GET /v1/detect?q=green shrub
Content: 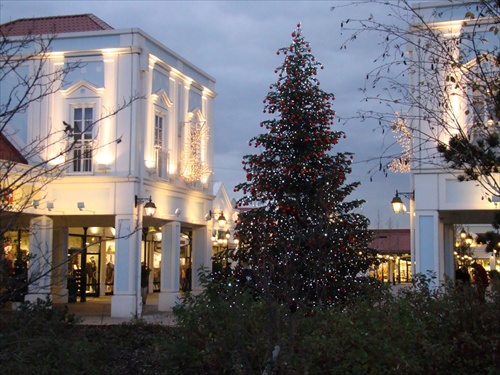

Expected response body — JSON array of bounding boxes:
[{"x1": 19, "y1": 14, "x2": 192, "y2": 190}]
[
  {"x1": 0, "y1": 275, "x2": 499, "y2": 374},
  {"x1": 172, "y1": 270, "x2": 500, "y2": 374}
]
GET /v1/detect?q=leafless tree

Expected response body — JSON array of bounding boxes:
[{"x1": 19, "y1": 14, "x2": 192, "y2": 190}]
[
  {"x1": 0, "y1": 29, "x2": 139, "y2": 304},
  {"x1": 334, "y1": 0, "x2": 500, "y2": 199}
]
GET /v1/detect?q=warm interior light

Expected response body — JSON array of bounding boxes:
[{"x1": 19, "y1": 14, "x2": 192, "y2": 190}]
[{"x1": 465, "y1": 235, "x2": 473, "y2": 246}]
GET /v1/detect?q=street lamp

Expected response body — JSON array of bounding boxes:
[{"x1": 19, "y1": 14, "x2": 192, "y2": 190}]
[
  {"x1": 205, "y1": 209, "x2": 227, "y2": 227},
  {"x1": 135, "y1": 195, "x2": 157, "y2": 217},
  {"x1": 217, "y1": 211, "x2": 227, "y2": 227},
  {"x1": 391, "y1": 190, "x2": 414, "y2": 214}
]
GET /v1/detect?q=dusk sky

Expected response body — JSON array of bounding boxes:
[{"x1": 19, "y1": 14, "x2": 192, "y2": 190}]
[{"x1": 0, "y1": 0, "x2": 414, "y2": 229}]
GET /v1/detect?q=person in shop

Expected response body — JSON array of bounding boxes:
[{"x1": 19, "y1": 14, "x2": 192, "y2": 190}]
[
  {"x1": 106, "y1": 258, "x2": 114, "y2": 292},
  {"x1": 471, "y1": 261, "x2": 489, "y2": 302},
  {"x1": 141, "y1": 263, "x2": 151, "y2": 305},
  {"x1": 455, "y1": 265, "x2": 471, "y2": 285},
  {"x1": 455, "y1": 265, "x2": 472, "y2": 299},
  {"x1": 86, "y1": 257, "x2": 97, "y2": 292},
  {"x1": 185, "y1": 265, "x2": 192, "y2": 291}
]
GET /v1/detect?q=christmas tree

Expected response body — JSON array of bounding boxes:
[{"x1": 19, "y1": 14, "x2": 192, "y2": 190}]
[{"x1": 232, "y1": 24, "x2": 378, "y2": 309}]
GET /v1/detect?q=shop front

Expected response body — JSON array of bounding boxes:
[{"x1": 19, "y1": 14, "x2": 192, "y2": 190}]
[{"x1": 370, "y1": 229, "x2": 412, "y2": 284}]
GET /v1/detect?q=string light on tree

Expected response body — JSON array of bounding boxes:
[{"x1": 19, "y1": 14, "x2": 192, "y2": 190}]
[{"x1": 229, "y1": 24, "x2": 378, "y2": 309}]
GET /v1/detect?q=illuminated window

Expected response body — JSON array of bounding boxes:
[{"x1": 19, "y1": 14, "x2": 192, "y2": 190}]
[
  {"x1": 71, "y1": 106, "x2": 94, "y2": 172},
  {"x1": 154, "y1": 112, "x2": 169, "y2": 179}
]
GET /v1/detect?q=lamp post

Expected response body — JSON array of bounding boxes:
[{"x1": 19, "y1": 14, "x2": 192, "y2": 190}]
[{"x1": 134, "y1": 195, "x2": 157, "y2": 315}]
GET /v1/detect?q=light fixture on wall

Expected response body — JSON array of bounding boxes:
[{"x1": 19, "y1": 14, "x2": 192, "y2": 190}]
[
  {"x1": 391, "y1": 190, "x2": 414, "y2": 214},
  {"x1": 175, "y1": 208, "x2": 182, "y2": 217},
  {"x1": 33, "y1": 200, "x2": 40, "y2": 209},
  {"x1": 77, "y1": 201, "x2": 95, "y2": 213},
  {"x1": 47, "y1": 202, "x2": 54, "y2": 211},
  {"x1": 492, "y1": 195, "x2": 500, "y2": 207},
  {"x1": 217, "y1": 211, "x2": 227, "y2": 227},
  {"x1": 206, "y1": 210, "x2": 227, "y2": 227},
  {"x1": 135, "y1": 195, "x2": 157, "y2": 217},
  {"x1": 97, "y1": 164, "x2": 110, "y2": 172}
]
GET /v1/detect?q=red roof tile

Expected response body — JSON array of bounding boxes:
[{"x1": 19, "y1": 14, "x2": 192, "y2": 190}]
[
  {"x1": 0, "y1": 133, "x2": 28, "y2": 164},
  {"x1": 0, "y1": 14, "x2": 113, "y2": 37}
]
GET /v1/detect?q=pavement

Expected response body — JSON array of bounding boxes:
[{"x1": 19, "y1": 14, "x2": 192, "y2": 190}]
[
  {"x1": 4, "y1": 284, "x2": 414, "y2": 326},
  {"x1": 58, "y1": 293, "x2": 176, "y2": 326}
]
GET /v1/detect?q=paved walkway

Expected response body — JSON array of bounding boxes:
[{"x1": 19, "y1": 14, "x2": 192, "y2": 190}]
[
  {"x1": 58, "y1": 293, "x2": 176, "y2": 326},
  {"x1": 6, "y1": 284, "x2": 414, "y2": 326}
]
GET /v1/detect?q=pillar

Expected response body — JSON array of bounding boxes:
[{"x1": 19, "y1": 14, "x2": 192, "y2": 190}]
[
  {"x1": 52, "y1": 226, "x2": 69, "y2": 303},
  {"x1": 158, "y1": 221, "x2": 181, "y2": 311},
  {"x1": 111, "y1": 214, "x2": 142, "y2": 318},
  {"x1": 443, "y1": 224, "x2": 456, "y2": 282},
  {"x1": 26, "y1": 215, "x2": 53, "y2": 303},
  {"x1": 191, "y1": 226, "x2": 210, "y2": 292},
  {"x1": 414, "y1": 211, "x2": 441, "y2": 285}
]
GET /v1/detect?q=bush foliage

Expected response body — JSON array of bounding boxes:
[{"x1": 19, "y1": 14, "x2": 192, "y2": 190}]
[{"x1": 1, "y1": 276, "x2": 499, "y2": 374}]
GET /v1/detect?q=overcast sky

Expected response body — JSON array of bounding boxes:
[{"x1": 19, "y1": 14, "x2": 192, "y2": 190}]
[{"x1": 0, "y1": 0, "x2": 413, "y2": 229}]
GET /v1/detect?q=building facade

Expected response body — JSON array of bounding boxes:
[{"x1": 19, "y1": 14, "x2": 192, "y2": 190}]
[
  {"x1": 1, "y1": 14, "x2": 217, "y2": 317},
  {"x1": 406, "y1": 2, "x2": 500, "y2": 283}
]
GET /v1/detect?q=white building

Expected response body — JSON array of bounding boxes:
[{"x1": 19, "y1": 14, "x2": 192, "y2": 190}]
[
  {"x1": 404, "y1": 1, "x2": 499, "y2": 282},
  {"x1": 0, "y1": 14, "x2": 219, "y2": 317}
]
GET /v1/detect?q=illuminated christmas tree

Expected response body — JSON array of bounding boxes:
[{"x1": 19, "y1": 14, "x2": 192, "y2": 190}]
[{"x1": 232, "y1": 24, "x2": 377, "y2": 309}]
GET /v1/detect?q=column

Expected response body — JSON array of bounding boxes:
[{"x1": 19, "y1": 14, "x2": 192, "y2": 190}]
[
  {"x1": 111, "y1": 214, "x2": 141, "y2": 318},
  {"x1": 158, "y1": 221, "x2": 181, "y2": 311},
  {"x1": 26, "y1": 215, "x2": 53, "y2": 303},
  {"x1": 52, "y1": 226, "x2": 69, "y2": 303},
  {"x1": 414, "y1": 212, "x2": 440, "y2": 285},
  {"x1": 191, "y1": 226, "x2": 210, "y2": 292},
  {"x1": 443, "y1": 224, "x2": 456, "y2": 282}
]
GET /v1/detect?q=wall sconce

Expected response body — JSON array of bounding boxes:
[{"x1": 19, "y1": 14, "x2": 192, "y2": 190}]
[
  {"x1": 97, "y1": 164, "x2": 110, "y2": 172},
  {"x1": 391, "y1": 190, "x2": 414, "y2": 214},
  {"x1": 77, "y1": 201, "x2": 95, "y2": 213},
  {"x1": 33, "y1": 200, "x2": 40, "y2": 209},
  {"x1": 135, "y1": 195, "x2": 157, "y2": 217},
  {"x1": 206, "y1": 210, "x2": 227, "y2": 227},
  {"x1": 491, "y1": 195, "x2": 500, "y2": 207},
  {"x1": 175, "y1": 208, "x2": 182, "y2": 217},
  {"x1": 217, "y1": 211, "x2": 227, "y2": 227},
  {"x1": 47, "y1": 202, "x2": 54, "y2": 211}
]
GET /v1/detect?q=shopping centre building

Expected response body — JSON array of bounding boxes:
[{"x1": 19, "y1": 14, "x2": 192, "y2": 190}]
[{"x1": 0, "y1": 14, "x2": 241, "y2": 318}]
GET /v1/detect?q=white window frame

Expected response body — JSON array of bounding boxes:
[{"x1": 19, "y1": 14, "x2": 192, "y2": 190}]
[
  {"x1": 69, "y1": 103, "x2": 96, "y2": 174},
  {"x1": 154, "y1": 111, "x2": 170, "y2": 180}
]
